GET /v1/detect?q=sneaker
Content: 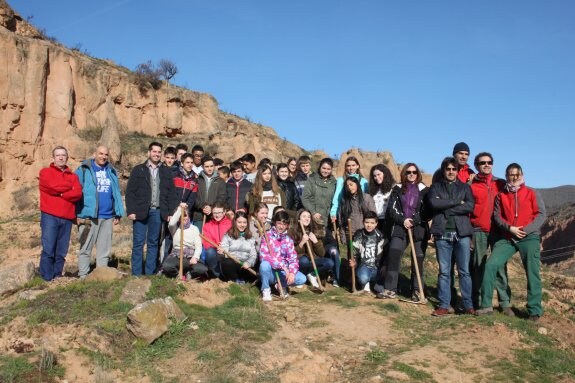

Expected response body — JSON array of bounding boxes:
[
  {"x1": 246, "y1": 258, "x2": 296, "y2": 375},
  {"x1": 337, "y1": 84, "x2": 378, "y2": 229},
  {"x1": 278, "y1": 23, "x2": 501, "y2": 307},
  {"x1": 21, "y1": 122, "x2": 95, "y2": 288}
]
[
  {"x1": 376, "y1": 289, "x2": 397, "y2": 299},
  {"x1": 262, "y1": 288, "x2": 272, "y2": 302},
  {"x1": 307, "y1": 273, "x2": 320, "y2": 289},
  {"x1": 332, "y1": 280, "x2": 340, "y2": 288},
  {"x1": 295, "y1": 284, "x2": 304, "y2": 289},
  {"x1": 411, "y1": 291, "x2": 428, "y2": 304},
  {"x1": 528, "y1": 315, "x2": 540, "y2": 322},
  {"x1": 501, "y1": 307, "x2": 515, "y2": 317},
  {"x1": 432, "y1": 308, "x2": 451, "y2": 317},
  {"x1": 363, "y1": 282, "x2": 371, "y2": 293},
  {"x1": 185, "y1": 271, "x2": 192, "y2": 280},
  {"x1": 234, "y1": 279, "x2": 246, "y2": 285},
  {"x1": 474, "y1": 307, "x2": 494, "y2": 316}
]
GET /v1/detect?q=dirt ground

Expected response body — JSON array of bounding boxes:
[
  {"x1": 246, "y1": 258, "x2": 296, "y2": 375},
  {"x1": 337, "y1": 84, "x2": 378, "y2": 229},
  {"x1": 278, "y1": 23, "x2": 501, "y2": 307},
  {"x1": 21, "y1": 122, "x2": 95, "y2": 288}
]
[{"x1": 1, "y1": 219, "x2": 575, "y2": 383}]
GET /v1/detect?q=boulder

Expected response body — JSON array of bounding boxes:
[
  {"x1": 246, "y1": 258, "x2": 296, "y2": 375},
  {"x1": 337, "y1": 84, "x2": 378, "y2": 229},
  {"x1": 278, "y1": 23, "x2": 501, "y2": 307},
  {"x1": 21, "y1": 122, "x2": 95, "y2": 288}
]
[
  {"x1": 120, "y1": 278, "x2": 152, "y2": 305},
  {"x1": 126, "y1": 297, "x2": 186, "y2": 344},
  {"x1": 85, "y1": 266, "x2": 123, "y2": 282},
  {"x1": 0, "y1": 262, "x2": 35, "y2": 296}
]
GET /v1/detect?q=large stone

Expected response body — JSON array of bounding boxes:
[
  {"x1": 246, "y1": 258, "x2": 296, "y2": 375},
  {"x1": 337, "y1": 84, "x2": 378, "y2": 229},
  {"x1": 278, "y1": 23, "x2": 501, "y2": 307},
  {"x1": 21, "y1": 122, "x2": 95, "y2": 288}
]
[
  {"x1": 126, "y1": 297, "x2": 186, "y2": 344},
  {"x1": 120, "y1": 278, "x2": 152, "y2": 305},
  {"x1": 0, "y1": 262, "x2": 35, "y2": 296},
  {"x1": 84, "y1": 266, "x2": 123, "y2": 282}
]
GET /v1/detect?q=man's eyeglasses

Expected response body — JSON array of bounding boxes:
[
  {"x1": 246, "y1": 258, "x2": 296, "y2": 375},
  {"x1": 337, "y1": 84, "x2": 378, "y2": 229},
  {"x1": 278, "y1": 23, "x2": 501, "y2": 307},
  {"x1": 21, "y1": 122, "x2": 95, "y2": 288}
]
[
  {"x1": 478, "y1": 161, "x2": 493, "y2": 166},
  {"x1": 445, "y1": 167, "x2": 457, "y2": 172}
]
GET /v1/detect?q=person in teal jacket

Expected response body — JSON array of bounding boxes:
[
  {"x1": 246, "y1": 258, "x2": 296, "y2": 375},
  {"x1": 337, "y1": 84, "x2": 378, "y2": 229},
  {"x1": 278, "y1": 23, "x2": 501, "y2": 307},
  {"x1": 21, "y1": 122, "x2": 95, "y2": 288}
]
[
  {"x1": 330, "y1": 156, "x2": 369, "y2": 222},
  {"x1": 75, "y1": 145, "x2": 124, "y2": 278}
]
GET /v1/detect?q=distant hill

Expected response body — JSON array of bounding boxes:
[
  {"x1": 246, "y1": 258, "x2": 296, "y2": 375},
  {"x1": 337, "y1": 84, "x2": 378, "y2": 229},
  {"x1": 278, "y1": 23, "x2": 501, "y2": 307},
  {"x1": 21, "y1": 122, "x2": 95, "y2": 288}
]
[{"x1": 536, "y1": 185, "x2": 575, "y2": 215}]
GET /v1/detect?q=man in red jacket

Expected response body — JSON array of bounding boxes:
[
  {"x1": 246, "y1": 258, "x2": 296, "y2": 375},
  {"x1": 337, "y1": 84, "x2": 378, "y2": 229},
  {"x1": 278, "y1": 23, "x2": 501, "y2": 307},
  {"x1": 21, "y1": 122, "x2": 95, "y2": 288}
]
[
  {"x1": 470, "y1": 153, "x2": 512, "y2": 314},
  {"x1": 476, "y1": 163, "x2": 546, "y2": 321},
  {"x1": 39, "y1": 146, "x2": 83, "y2": 281}
]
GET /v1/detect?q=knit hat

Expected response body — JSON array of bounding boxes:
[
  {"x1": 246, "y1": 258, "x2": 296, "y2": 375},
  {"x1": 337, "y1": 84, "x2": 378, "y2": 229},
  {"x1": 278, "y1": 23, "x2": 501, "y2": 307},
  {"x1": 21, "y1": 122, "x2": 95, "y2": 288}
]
[{"x1": 452, "y1": 142, "x2": 470, "y2": 155}]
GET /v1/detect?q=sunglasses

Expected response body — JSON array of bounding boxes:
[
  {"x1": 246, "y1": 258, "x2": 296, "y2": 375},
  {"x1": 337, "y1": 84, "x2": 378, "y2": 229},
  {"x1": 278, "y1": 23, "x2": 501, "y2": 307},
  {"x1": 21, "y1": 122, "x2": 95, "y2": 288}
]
[
  {"x1": 478, "y1": 161, "x2": 493, "y2": 166},
  {"x1": 405, "y1": 170, "x2": 418, "y2": 175},
  {"x1": 445, "y1": 167, "x2": 457, "y2": 172}
]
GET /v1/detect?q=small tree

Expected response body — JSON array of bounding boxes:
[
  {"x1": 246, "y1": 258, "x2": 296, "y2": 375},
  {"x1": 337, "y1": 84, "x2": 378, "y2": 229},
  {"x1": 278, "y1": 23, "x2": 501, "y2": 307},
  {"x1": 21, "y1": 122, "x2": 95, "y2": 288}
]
[
  {"x1": 134, "y1": 60, "x2": 162, "y2": 91},
  {"x1": 158, "y1": 59, "x2": 178, "y2": 82}
]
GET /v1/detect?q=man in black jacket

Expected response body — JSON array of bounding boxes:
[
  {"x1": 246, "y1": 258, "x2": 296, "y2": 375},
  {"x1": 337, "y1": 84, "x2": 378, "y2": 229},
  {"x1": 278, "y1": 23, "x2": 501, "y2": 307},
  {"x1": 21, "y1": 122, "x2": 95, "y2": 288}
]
[
  {"x1": 126, "y1": 142, "x2": 170, "y2": 275},
  {"x1": 427, "y1": 157, "x2": 475, "y2": 316}
]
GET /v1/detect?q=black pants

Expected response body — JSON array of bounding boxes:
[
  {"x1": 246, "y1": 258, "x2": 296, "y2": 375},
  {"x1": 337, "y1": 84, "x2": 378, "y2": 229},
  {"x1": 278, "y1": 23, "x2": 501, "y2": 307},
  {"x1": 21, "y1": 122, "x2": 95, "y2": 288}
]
[
  {"x1": 219, "y1": 258, "x2": 255, "y2": 282},
  {"x1": 384, "y1": 236, "x2": 426, "y2": 292},
  {"x1": 161, "y1": 256, "x2": 208, "y2": 278}
]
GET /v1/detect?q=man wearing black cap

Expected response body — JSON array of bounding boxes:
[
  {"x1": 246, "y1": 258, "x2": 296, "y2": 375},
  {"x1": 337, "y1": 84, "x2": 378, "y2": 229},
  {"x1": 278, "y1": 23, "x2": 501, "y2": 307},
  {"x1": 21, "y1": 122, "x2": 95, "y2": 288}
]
[{"x1": 452, "y1": 142, "x2": 475, "y2": 184}]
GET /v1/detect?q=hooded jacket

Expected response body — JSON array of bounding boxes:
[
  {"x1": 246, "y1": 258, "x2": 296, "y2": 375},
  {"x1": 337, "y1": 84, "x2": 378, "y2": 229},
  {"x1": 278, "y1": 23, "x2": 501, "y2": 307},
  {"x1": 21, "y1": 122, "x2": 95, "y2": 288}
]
[
  {"x1": 301, "y1": 172, "x2": 337, "y2": 223},
  {"x1": 226, "y1": 177, "x2": 252, "y2": 212},
  {"x1": 202, "y1": 216, "x2": 233, "y2": 249},
  {"x1": 259, "y1": 226, "x2": 299, "y2": 274},
  {"x1": 75, "y1": 159, "x2": 124, "y2": 219}
]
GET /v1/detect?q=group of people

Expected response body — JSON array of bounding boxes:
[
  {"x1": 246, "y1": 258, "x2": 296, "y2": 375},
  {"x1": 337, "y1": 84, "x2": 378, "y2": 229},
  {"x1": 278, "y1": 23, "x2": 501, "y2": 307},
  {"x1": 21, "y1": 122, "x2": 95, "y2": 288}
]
[{"x1": 38, "y1": 141, "x2": 546, "y2": 320}]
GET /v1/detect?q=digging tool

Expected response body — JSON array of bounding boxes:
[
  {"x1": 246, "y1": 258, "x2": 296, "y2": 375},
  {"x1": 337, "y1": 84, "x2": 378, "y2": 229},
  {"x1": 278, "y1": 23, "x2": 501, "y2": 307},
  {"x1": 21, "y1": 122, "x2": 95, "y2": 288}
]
[
  {"x1": 179, "y1": 205, "x2": 185, "y2": 280},
  {"x1": 399, "y1": 228, "x2": 427, "y2": 305},
  {"x1": 254, "y1": 219, "x2": 287, "y2": 300},
  {"x1": 347, "y1": 218, "x2": 357, "y2": 293},
  {"x1": 199, "y1": 233, "x2": 258, "y2": 277},
  {"x1": 299, "y1": 222, "x2": 324, "y2": 292},
  {"x1": 332, "y1": 220, "x2": 341, "y2": 245}
]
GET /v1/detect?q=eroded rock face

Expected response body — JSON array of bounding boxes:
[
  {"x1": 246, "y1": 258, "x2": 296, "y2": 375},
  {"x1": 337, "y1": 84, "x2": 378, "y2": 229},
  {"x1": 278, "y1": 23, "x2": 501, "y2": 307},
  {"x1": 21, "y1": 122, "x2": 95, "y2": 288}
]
[
  {"x1": 126, "y1": 297, "x2": 186, "y2": 344},
  {"x1": 0, "y1": 261, "x2": 35, "y2": 296}
]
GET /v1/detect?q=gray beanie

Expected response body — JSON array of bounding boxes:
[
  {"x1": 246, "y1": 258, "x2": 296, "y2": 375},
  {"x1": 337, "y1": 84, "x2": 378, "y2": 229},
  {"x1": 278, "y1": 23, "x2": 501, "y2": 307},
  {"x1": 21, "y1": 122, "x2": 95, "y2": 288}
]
[{"x1": 452, "y1": 142, "x2": 470, "y2": 155}]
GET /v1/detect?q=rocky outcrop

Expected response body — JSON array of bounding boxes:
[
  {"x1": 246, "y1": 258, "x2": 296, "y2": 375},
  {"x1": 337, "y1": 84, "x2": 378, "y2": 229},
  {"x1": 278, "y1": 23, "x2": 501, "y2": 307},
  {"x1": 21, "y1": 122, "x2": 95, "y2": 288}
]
[
  {"x1": 541, "y1": 203, "x2": 575, "y2": 266},
  {"x1": 126, "y1": 297, "x2": 186, "y2": 344},
  {"x1": 84, "y1": 266, "x2": 124, "y2": 281}
]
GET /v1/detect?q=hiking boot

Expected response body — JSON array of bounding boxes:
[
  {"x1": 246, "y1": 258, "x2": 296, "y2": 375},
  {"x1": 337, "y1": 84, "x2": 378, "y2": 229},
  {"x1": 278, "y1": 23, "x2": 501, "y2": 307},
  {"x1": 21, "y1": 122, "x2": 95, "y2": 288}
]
[
  {"x1": 307, "y1": 273, "x2": 320, "y2": 289},
  {"x1": 474, "y1": 307, "x2": 494, "y2": 316},
  {"x1": 528, "y1": 315, "x2": 541, "y2": 322},
  {"x1": 501, "y1": 307, "x2": 515, "y2": 317},
  {"x1": 376, "y1": 289, "x2": 397, "y2": 299},
  {"x1": 262, "y1": 288, "x2": 272, "y2": 302},
  {"x1": 432, "y1": 308, "x2": 451, "y2": 317}
]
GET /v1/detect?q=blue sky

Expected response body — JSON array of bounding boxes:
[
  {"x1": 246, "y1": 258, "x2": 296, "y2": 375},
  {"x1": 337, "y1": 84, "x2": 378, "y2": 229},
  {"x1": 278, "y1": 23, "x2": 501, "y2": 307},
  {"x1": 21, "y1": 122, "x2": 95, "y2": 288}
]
[{"x1": 10, "y1": 0, "x2": 575, "y2": 188}]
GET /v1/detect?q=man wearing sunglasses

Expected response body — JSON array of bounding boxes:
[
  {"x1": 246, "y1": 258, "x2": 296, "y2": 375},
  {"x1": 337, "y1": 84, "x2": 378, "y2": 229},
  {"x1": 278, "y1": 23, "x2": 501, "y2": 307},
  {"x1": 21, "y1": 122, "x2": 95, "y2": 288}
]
[
  {"x1": 427, "y1": 157, "x2": 475, "y2": 316},
  {"x1": 470, "y1": 153, "x2": 512, "y2": 314},
  {"x1": 476, "y1": 163, "x2": 546, "y2": 321}
]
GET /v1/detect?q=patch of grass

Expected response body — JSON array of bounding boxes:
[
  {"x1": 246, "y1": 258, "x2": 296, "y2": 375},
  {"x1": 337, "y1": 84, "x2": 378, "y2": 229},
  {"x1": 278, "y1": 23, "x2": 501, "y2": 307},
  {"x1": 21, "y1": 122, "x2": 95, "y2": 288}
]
[
  {"x1": 0, "y1": 354, "x2": 63, "y2": 383},
  {"x1": 0, "y1": 355, "x2": 35, "y2": 383},
  {"x1": 393, "y1": 361, "x2": 435, "y2": 381},
  {"x1": 373, "y1": 301, "x2": 401, "y2": 313},
  {"x1": 146, "y1": 276, "x2": 186, "y2": 299},
  {"x1": 77, "y1": 125, "x2": 103, "y2": 141},
  {"x1": 365, "y1": 348, "x2": 389, "y2": 363}
]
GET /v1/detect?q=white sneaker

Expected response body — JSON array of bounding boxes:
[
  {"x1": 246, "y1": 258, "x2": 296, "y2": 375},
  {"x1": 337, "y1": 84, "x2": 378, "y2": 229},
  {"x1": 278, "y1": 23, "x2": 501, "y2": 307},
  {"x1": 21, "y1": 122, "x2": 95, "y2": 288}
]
[
  {"x1": 262, "y1": 288, "x2": 272, "y2": 302},
  {"x1": 307, "y1": 273, "x2": 319, "y2": 289},
  {"x1": 363, "y1": 282, "x2": 371, "y2": 292}
]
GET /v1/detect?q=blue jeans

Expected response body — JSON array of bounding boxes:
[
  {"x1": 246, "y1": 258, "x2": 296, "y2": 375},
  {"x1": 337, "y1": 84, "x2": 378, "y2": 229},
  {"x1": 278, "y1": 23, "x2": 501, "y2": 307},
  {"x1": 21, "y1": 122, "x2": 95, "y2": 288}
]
[
  {"x1": 204, "y1": 247, "x2": 220, "y2": 277},
  {"x1": 325, "y1": 244, "x2": 341, "y2": 282},
  {"x1": 357, "y1": 264, "x2": 378, "y2": 287},
  {"x1": 435, "y1": 235, "x2": 473, "y2": 310},
  {"x1": 40, "y1": 212, "x2": 73, "y2": 281},
  {"x1": 131, "y1": 208, "x2": 162, "y2": 275},
  {"x1": 259, "y1": 260, "x2": 306, "y2": 290},
  {"x1": 298, "y1": 255, "x2": 335, "y2": 276}
]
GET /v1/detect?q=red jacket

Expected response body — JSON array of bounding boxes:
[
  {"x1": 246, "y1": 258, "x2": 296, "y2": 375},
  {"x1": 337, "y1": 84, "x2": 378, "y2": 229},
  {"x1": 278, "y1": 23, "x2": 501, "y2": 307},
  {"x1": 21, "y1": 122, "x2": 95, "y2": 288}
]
[
  {"x1": 457, "y1": 164, "x2": 475, "y2": 184},
  {"x1": 470, "y1": 174, "x2": 505, "y2": 232},
  {"x1": 39, "y1": 164, "x2": 83, "y2": 219},
  {"x1": 202, "y1": 216, "x2": 232, "y2": 249},
  {"x1": 493, "y1": 184, "x2": 546, "y2": 238}
]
